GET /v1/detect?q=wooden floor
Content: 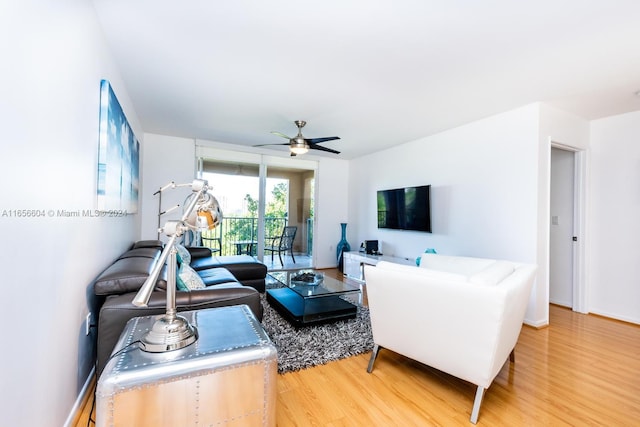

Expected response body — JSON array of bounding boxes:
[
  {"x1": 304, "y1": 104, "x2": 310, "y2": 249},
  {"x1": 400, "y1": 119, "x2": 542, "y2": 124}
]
[{"x1": 75, "y1": 269, "x2": 640, "y2": 426}]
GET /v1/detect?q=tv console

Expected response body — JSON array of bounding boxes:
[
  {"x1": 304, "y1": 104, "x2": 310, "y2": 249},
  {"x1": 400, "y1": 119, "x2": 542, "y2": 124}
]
[{"x1": 343, "y1": 251, "x2": 415, "y2": 283}]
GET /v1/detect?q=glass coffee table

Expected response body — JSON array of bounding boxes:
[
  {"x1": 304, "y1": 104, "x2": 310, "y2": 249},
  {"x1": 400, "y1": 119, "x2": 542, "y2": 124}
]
[{"x1": 266, "y1": 270, "x2": 361, "y2": 327}]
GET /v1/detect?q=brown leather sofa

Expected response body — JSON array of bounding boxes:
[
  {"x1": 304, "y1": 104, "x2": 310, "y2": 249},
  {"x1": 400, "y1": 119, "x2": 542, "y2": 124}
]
[{"x1": 93, "y1": 240, "x2": 267, "y2": 377}]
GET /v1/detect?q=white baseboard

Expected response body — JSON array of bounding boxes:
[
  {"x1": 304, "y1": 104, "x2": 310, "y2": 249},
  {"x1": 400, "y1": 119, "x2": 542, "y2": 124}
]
[
  {"x1": 63, "y1": 367, "x2": 95, "y2": 427},
  {"x1": 524, "y1": 317, "x2": 548, "y2": 328},
  {"x1": 589, "y1": 308, "x2": 640, "y2": 326}
]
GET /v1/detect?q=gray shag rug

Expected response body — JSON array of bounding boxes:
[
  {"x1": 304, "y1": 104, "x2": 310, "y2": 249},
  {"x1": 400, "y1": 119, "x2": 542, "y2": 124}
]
[{"x1": 259, "y1": 291, "x2": 374, "y2": 374}]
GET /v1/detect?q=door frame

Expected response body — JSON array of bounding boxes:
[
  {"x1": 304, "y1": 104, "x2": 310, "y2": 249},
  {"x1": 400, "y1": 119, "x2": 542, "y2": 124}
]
[{"x1": 550, "y1": 141, "x2": 588, "y2": 313}]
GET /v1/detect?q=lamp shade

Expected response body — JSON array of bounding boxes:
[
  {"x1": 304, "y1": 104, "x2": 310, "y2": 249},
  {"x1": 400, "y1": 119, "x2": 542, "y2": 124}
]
[{"x1": 184, "y1": 192, "x2": 222, "y2": 231}]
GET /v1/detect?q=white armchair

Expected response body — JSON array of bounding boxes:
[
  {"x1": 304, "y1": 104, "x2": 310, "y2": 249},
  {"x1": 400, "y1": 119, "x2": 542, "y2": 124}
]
[{"x1": 364, "y1": 254, "x2": 537, "y2": 424}]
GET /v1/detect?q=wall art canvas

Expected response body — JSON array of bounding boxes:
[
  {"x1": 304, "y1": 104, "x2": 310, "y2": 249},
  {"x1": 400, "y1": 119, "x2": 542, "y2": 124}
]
[{"x1": 97, "y1": 79, "x2": 139, "y2": 213}]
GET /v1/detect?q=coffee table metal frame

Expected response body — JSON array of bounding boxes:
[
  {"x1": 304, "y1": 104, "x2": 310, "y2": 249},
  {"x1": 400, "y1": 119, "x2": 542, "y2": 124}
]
[{"x1": 266, "y1": 271, "x2": 361, "y2": 327}]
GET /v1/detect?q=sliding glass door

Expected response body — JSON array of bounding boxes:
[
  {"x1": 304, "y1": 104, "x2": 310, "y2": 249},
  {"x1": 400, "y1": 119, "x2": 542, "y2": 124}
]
[
  {"x1": 264, "y1": 166, "x2": 314, "y2": 269},
  {"x1": 196, "y1": 146, "x2": 316, "y2": 271},
  {"x1": 200, "y1": 160, "x2": 260, "y2": 256}
]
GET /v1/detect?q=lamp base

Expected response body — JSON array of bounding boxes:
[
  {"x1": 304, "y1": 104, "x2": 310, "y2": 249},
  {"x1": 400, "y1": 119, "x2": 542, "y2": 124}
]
[{"x1": 139, "y1": 314, "x2": 198, "y2": 352}]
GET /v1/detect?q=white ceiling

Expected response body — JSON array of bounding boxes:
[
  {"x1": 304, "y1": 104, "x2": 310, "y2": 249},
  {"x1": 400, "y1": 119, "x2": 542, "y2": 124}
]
[{"x1": 92, "y1": 0, "x2": 640, "y2": 159}]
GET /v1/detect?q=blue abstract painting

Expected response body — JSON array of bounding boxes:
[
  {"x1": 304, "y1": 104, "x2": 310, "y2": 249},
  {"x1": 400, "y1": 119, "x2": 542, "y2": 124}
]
[{"x1": 97, "y1": 79, "x2": 139, "y2": 213}]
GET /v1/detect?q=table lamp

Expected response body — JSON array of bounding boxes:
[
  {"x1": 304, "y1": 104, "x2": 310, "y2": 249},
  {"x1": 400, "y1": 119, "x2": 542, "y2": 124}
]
[{"x1": 132, "y1": 179, "x2": 222, "y2": 352}]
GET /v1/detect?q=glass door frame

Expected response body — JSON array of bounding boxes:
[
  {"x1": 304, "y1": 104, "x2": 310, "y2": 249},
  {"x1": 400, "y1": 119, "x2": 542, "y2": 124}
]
[{"x1": 196, "y1": 145, "x2": 318, "y2": 267}]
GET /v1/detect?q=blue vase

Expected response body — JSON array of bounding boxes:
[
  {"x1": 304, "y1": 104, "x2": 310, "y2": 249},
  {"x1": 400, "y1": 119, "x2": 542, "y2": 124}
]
[{"x1": 336, "y1": 223, "x2": 351, "y2": 271}]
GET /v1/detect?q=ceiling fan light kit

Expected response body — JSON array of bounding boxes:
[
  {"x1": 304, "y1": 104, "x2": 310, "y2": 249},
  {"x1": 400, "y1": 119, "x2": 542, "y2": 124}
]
[
  {"x1": 254, "y1": 120, "x2": 341, "y2": 156},
  {"x1": 290, "y1": 143, "x2": 309, "y2": 155}
]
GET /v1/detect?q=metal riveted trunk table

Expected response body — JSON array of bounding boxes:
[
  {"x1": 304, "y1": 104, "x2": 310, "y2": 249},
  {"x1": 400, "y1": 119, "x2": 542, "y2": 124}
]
[{"x1": 96, "y1": 305, "x2": 277, "y2": 427}]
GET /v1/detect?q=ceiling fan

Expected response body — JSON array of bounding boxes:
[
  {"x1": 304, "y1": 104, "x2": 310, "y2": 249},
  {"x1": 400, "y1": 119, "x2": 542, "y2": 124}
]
[{"x1": 255, "y1": 120, "x2": 340, "y2": 156}]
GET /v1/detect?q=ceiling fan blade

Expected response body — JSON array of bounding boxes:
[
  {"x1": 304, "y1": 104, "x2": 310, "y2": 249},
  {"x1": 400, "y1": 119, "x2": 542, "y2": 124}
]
[
  {"x1": 270, "y1": 131, "x2": 292, "y2": 139},
  {"x1": 253, "y1": 142, "x2": 291, "y2": 147},
  {"x1": 308, "y1": 144, "x2": 340, "y2": 154},
  {"x1": 306, "y1": 136, "x2": 340, "y2": 144}
]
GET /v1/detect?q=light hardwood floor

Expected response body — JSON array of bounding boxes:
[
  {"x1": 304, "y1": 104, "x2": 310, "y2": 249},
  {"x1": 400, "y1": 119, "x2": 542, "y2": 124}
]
[{"x1": 75, "y1": 270, "x2": 640, "y2": 426}]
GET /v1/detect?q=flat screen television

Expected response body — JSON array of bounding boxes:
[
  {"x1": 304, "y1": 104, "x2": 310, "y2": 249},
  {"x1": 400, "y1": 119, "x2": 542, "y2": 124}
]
[{"x1": 377, "y1": 185, "x2": 431, "y2": 232}]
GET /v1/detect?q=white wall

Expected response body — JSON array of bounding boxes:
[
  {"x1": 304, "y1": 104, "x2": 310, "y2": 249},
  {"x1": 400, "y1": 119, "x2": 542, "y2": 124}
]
[
  {"x1": 140, "y1": 134, "x2": 197, "y2": 241},
  {"x1": 315, "y1": 157, "x2": 350, "y2": 268},
  {"x1": 349, "y1": 104, "x2": 543, "y2": 324},
  {"x1": 347, "y1": 103, "x2": 640, "y2": 327},
  {"x1": 589, "y1": 111, "x2": 640, "y2": 324},
  {"x1": 0, "y1": 1, "x2": 142, "y2": 426}
]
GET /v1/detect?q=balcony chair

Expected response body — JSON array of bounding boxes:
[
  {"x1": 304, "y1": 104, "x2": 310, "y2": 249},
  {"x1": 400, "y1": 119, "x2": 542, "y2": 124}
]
[
  {"x1": 199, "y1": 228, "x2": 222, "y2": 254},
  {"x1": 264, "y1": 225, "x2": 297, "y2": 265}
]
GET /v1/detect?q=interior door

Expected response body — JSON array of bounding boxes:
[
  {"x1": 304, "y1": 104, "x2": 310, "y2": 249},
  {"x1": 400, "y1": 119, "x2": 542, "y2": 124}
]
[{"x1": 549, "y1": 147, "x2": 575, "y2": 308}]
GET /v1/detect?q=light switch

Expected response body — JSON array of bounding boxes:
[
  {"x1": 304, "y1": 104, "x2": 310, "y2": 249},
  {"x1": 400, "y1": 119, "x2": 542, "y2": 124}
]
[{"x1": 551, "y1": 215, "x2": 559, "y2": 225}]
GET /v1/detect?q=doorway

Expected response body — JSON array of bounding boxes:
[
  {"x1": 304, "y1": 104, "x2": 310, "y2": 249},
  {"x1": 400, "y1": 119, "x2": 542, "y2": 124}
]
[
  {"x1": 197, "y1": 157, "x2": 315, "y2": 271},
  {"x1": 549, "y1": 145, "x2": 587, "y2": 313},
  {"x1": 263, "y1": 166, "x2": 315, "y2": 270},
  {"x1": 549, "y1": 147, "x2": 575, "y2": 308}
]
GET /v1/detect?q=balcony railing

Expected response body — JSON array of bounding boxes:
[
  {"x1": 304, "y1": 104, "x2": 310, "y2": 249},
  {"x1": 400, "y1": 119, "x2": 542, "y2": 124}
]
[{"x1": 200, "y1": 216, "x2": 289, "y2": 256}]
